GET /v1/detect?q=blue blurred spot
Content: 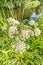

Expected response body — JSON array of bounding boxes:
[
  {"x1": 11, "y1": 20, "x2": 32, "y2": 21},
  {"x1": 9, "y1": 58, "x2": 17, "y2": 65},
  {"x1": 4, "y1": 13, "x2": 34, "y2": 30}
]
[{"x1": 31, "y1": 12, "x2": 41, "y2": 21}]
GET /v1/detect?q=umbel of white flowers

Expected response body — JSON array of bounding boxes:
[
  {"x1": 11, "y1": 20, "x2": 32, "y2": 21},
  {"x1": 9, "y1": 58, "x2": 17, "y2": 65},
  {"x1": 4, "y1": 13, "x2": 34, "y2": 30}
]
[
  {"x1": 6, "y1": 18, "x2": 41, "y2": 54},
  {"x1": 34, "y1": 28, "x2": 41, "y2": 36},
  {"x1": 28, "y1": 20, "x2": 41, "y2": 36},
  {"x1": 12, "y1": 41, "x2": 30, "y2": 54},
  {"x1": 8, "y1": 26, "x2": 17, "y2": 38},
  {"x1": 21, "y1": 29, "x2": 34, "y2": 39},
  {"x1": 7, "y1": 18, "x2": 41, "y2": 38},
  {"x1": 7, "y1": 17, "x2": 20, "y2": 25},
  {"x1": 28, "y1": 20, "x2": 38, "y2": 26}
]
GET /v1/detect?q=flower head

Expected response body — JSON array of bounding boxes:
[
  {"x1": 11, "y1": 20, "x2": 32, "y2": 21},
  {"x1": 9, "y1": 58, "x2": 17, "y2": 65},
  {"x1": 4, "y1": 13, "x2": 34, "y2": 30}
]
[
  {"x1": 21, "y1": 30, "x2": 31, "y2": 39},
  {"x1": 28, "y1": 20, "x2": 35, "y2": 26},
  {"x1": 34, "y1": 28, "x2": 41, "y2": 36},
  {"x1": 8, "y1": 26, "x2": 17, "y2": 38},
  {"x1": 7, "y1": 17, "x2": 20, "y2": 25},
  {"x1": 28, "y1": 20, "x2": 38, "y2": 27},
  {"x1": 12, "y1": 41, "x2": 26, "y2": 54}
]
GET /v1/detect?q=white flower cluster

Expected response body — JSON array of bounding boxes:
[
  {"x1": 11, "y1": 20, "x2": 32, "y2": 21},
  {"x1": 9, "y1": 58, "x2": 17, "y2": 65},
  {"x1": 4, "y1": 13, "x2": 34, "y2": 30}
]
[
  {"x1": 12, "y1": 41, "x2": 26, "y2": 54},
  {"x1": 7, "y1": 17, "x2": 20, "y2": 25},
  {"x1": 28, "y1": 20, "x2": 41, "y2": 36},
  {"x1": 7, "y1": 17, "x2": 20, "y2": 38},
  {"x1": 8, "y1": 26, "x2": 17, "y2": 38},
  {"x1": 21, "y1": 29, "x2": 34, "y2": 39},
  {"x1": 28, "y1": 20, "x2": 38, "y2": 26},
  {"x1": 2, "y1": 18, "x2": 41, "y2": 54},
  {"x1": 34, "y1": 28, "x2": 41, "y2": 36}
]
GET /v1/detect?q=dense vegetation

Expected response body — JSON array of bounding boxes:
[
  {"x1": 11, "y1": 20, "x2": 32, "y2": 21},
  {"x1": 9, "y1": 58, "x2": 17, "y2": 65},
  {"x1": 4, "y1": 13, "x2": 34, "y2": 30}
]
[{"x1": 0, "y1": 0, "x2": 43, "y2": 65}]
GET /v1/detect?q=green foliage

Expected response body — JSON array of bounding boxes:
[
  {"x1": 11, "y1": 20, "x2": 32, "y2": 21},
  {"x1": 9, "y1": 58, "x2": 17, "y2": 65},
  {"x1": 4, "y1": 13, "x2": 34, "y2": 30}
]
[
  {"x1": 0, "y1": 0, "x2": 43, "y2": 65},
  {"x1": 0, "y1": 15, "x2": 43, "y2": 65},
  {"x1": 0, "y1": 0, "x2": 40, "y2": 20}
]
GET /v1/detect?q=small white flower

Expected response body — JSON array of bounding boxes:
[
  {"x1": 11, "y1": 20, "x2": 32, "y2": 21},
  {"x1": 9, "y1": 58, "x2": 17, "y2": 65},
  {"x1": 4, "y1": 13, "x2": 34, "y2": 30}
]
[
  {"x1": 1, "y1": 23, "x2": 7, "y2": 31},
  {"x1": 7, "y1": 17, "x2": 20, "y2": 25},
  {"x1": 34, "y1": 28, "x2": 41, "y2": 36},
  {"x1": 7, "y1": 17, "x2": 15, "y2": 23},
  {"x1": 8, "y1": 26, "x2": 17, "y2": 34},
  {"x1": 13, "y1": 41, "x2": 26, "y2": 54},
  {"x1": 15, "y1": 20, "x2": 20, "y2": 24},
  {"x1": 21, "y1": 30, "x2": 31, "y2": 39},
  {"x1": 8, "y1": 26, "x2": 17, "y2": 38},
  {"x1": 28, "y1": 20, "x2": 35, "y2": 26}
]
